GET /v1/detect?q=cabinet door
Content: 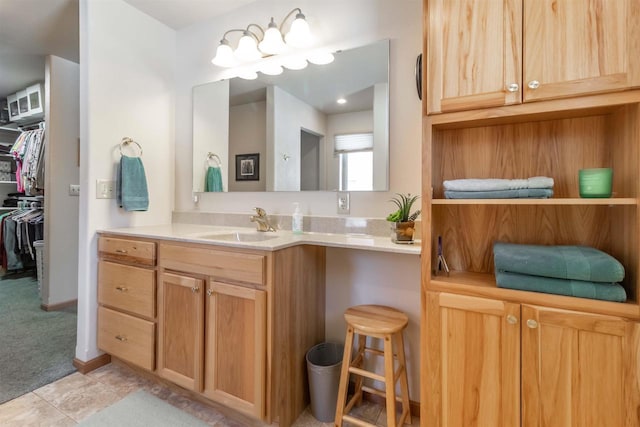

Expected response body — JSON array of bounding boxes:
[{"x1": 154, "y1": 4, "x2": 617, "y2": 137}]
[
  {"x1": 204, "y1": 281, "x2": 266, "y2": 419},
  {"x1": 425, "y1": 292, "x2": 521, "y2": 427},
  {"x1": 157, "y1": 272, "x2": 204, "y2": 391},
  {"x1": 426, "y1": 0, "x2": 522, "y2": 114},
  {"x1": 524, "y1": 0, "x2": 640, "y2": 102},
  {"x1": 522, "y1": 305, "x2": 640, "y2": 427}
]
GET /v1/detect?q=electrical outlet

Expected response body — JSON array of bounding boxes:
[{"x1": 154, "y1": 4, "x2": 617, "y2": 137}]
[
  {"x1": 337, "y1": 191, "x2": 350, "y2": 214},
  {"x1": 96, "y1": 179, "x2": 115, "y2": 199},
  {"x1": 69, "y1": 184, "x2": 80, "y2": 196}
]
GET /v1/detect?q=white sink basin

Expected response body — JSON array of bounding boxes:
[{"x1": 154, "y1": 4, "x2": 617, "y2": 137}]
[{"x1": 197, "y1": 232, "x2": 278, "y2": 242}]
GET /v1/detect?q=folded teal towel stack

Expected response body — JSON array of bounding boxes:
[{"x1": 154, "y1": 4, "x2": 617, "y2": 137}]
[
  {"x1": 444, "y1": 176, "x2": 554, "y2": 199},
  {"x1": 205, "y1": 166, "x2": 223, "y2": 192},
  {"x1": 116, "y1": 155, "x2": 149, "y2": 211},
  {"x1": 493, "y1": 242, "x2": 626, "y2": 302},
  {"x1": 445, "y1": 188, "x2": 553, "y2": 199}
]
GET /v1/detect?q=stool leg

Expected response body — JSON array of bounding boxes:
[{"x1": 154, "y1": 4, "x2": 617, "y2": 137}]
[
  {"x1": 383, "y1": 334, "x2": 397, "y2": 427},
  {"x1": 353, "y1": 333, "x2": 366, "y2": 406},
  {"x1": 335, "y1": 326, "x2": 355, "y2": 427},
  {"x1": 395, "y1": 331, "x2": 412, "y2": 425}
]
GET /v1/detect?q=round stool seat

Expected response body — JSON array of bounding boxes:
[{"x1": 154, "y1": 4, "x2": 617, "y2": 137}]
[{"x1": 344, "y1": 304, "x2": 408, "y2": 335}]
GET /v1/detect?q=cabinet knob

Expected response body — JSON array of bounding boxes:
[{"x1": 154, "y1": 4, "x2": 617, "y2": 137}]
[
  {"x1": 115, "y1": 335, "x2": 127, "y2": 342},
  {"x1": 114, "y1": 249, "x2": 128, "y2": 254},
  {"x1": 191, "y1": 287, "x2": 200, "y2": 293},
  {"x1": 115, "y1": 286, "x2": 128, "y2": 292},
  {"x1": 527, "y1": 80, "x2": 540, "y2": 89},
  {"x1": 206, "y1": 289, "x2": 213, "y2": 297},
  {"x1": 526, "y1": 319, "x2": 538, "y2": 329},
  {"x1": 507, "y1": 83, "x2": 519, "y2": 93},
  {"x1": 506, "y1": 315, "x2": 518, "y2": 324}
]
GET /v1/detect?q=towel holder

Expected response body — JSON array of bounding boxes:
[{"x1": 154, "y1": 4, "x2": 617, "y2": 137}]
[
  {"x1": 119, "y1": 137, "x2": 143, "y2": 157},
  {"x1": 207, "y1": 152, "x2": 222, "y2": 167}
]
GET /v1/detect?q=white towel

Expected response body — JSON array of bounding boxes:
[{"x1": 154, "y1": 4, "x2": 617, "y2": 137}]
[{"x1": 443, "y1": 176, "x2": 554, "y2": 192}]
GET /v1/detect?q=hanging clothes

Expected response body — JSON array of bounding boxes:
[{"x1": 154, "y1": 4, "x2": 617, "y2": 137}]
[
  {"x1": 10, "y1": 127, "x2": 45, "y2": 196},
  {"x1": 1, "y1": 207, "x2": 43, "y2": 271}
]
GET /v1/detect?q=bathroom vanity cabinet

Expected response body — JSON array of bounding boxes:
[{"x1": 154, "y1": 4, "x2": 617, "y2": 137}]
[
  {"x1": 422, "y1": 1, "x2": 640, "y2": 425},
  {"x1": 97, "y1": 234, "x2": 325, "y2": 427}
]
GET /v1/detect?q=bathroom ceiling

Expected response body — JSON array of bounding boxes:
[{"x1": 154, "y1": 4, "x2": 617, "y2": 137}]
[{"x1": 0, "y1": 0, "x2": 258, "y2": 99}]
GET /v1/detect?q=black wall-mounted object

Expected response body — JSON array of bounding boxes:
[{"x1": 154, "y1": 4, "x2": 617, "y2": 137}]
[{"x1": 415, "y1": 53, "x2": 422, "y2": 100}]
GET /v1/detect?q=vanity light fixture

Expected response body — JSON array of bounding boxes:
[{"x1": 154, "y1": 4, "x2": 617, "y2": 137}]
[{"x1": 211, "y1": 8, "x2": 313, "y2": 67}]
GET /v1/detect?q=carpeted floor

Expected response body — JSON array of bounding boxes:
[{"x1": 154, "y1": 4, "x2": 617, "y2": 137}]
[{"x1": 0, "y1": 274, "x2": 77, "y2": 404}]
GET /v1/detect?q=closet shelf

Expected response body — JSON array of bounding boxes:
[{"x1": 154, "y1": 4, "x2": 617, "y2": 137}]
[
  {"x1": 432, "y1": 197, "x2": 637, "y2": 206},
  {"x1": 0, "y1": 181, "x2": 17, "y2": 185}
]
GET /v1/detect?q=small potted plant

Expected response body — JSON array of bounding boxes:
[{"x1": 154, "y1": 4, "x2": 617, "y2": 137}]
[{"x1": 386, "y1": 193, "x2": 421, "y2": 243}]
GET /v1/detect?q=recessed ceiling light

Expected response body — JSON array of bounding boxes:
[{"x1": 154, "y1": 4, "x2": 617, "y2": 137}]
[{"x1": 337, "y1": 98, "x2": 347, "y2": 104}]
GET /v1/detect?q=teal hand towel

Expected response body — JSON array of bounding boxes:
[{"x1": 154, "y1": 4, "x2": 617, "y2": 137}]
[
  {"x1": 444, "y1": 188, "x2": 553, "y2": 199},
  {"x1": 493, "y1": 242, "x2": 624, "y2": 283},
  {"x1": 205, "y1": 166, "x2": 223, "y2": 192},
  {"x1": 495, "y1": 271, "x2": 627, "y2": 302},
  {"x1": 116, "y1": 155, "x2": 149, "y2": 211}
]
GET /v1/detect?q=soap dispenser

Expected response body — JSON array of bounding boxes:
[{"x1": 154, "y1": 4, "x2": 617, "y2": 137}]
[{"x1": 292, "y1": 203, "x2": 303, "y2": 234}]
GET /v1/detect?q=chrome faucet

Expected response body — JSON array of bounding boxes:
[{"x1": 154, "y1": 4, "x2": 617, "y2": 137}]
[{"x1": 250, "y1": 207, "x2": 276, "y2": 232}]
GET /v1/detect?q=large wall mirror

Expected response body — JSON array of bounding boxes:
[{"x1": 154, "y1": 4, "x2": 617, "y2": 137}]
[{"x1": 192, "y1": 39, "x2": 389, "y2": 193}]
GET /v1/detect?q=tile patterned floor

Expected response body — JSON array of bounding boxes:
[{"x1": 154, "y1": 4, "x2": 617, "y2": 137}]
[{"x1": 0, "y1": 362, "x2": 420, "y2": 426}]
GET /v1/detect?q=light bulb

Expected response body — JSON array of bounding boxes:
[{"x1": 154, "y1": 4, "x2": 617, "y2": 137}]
[
  {"x1": 282, "y1": 56, "x2": 308, "y2": 70},
  {"x1": 285, "y1": 12, "x2": 312, "y2": 48},
  {"x1": 235, "y1": 31, "x2": 262, "y2": 61},
  {"x1": 237, "y1": 70, "x2": 258, "y2": 80},
  {"x1": 211, "y1": 40, "x2": 236, "y2": 67},
  {"x1": 259, "y1": 62, "x2": 284, "y2": 76},
  {"x1": 308, "y1": 52, "x2": 334, "y2": 65},
  {"x1": 258, "y1": 18, "x2": 286, "y2": 54}
]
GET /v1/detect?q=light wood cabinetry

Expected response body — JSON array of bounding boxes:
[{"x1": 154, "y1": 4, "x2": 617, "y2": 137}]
[
  {"x1": 426, "y1": 0, "x2": 640, "y2": 114},
  {"x1": 97, "y1": 236, "x2": 157, "y2": 371},
  {"x1": 422, "y1": 1, "x2": 640, "y2": 425},
  {"x1": 426, "y1": 292, "x2": 640, "y2": 427}
]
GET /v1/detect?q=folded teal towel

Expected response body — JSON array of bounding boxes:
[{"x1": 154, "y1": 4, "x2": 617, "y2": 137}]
[
  {"x1": 444, "y1": 188, "x2": 553, "y2": 199},
  {"x1": 116, "y1": 155, "x2": 149, "y2": 211},
  {"x1": 205, "y1": 166, "x2": 223, "y2": 192},
  {"x1": 494, "y1": 242, "x2": 624, "y2": 283},
  {"x1": 495, "y1": 271, "x2": 627, "y2": 302}
]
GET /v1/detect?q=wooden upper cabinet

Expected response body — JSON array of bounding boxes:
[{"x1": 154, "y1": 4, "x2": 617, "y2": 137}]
[
  {"x1": 524, "y1": 0, "x2": 640, "y2": 102},
  {"x1": 426, "y1": 0, "x2": 522, "y2": 114},
  {"x1": 425, "y1": 292, "x2": 521, "y2": 427},
  {"x1": 521, "y1": 305, "x2": 640, "y2": 427}
]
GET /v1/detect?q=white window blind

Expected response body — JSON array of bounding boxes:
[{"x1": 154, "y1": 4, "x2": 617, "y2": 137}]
[{"x1": 334, "y1": 133, "x2": 373, "y2": 153}]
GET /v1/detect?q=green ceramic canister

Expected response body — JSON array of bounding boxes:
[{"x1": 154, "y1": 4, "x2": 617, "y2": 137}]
[{"x1": 578, "y1": 168, "x2": 613, "y2": 198}]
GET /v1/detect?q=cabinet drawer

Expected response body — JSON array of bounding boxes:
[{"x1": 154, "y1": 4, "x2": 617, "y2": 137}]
[
  {"x1": 98, "y1": 261, "x2": 155, "y2": 319},
  {"x1": 98, "y1": 306, "x2": 155, "y2": 371},
  {"x1": 99, "y1": 236, "x2": 156, "y2": 266},
  {"x1": 160, "y1": 244, "x2": 265, "y2": 286}
]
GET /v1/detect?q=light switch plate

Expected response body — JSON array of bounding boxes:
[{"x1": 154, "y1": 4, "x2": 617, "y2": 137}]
[
  {"x1": 96, "y1": 179, "x2": 115, "y2": 199},
  {"x1": 337, "y1": 191, "x2": 350, "y2": 214}
]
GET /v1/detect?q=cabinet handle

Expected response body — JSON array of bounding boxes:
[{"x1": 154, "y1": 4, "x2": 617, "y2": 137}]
[
  {"x1": 527, "y1": 80, "x2": 540, "y2": 90},
  {"x1": 506, "y1": 315, "x2": 518, "y2": 324},
  {"x1": 526, "y1": 319, "x2": 538, "y2": 329},
  {"x1": 507, "y1": 83, "x2": 519, "y2": 93},
  {"x1": 191, "y1": 287, "x2": 200, "y2": 293},
  {"x1": 115, "y1": 335, "x2": 127, "y2": 342},
  {"x1": 206, "y1": 289, "x2": 213, "y2": 296},
  {"x1": 115, "y1": 249, "x2": 128, "y2": 254},
  {"x1": 115, "y1": 286, "x2": 128, "y2": 292}
]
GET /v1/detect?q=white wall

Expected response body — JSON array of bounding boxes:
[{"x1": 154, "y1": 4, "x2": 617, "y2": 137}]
[
  {"x1": 43, "y1": 55, "x2": 79, "y2": 306},
  {"x1": 76, "y1": 0, "x2": 176, "y2": 362},
  {"x1": 270, "y1": 85, "x2": 326, "y2": 191},
  {"x1": 228, "y1": 100, "x2": 266, "y2": 191}
]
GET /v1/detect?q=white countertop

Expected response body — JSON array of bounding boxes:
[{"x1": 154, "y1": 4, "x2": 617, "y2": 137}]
[{"x1": 98, "y1": 223, "x2": 421, "y2": 255}]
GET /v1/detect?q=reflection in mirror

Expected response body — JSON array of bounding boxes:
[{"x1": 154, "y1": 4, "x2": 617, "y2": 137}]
[{"x1": 192, "y1": 39, "x2": 389, "y2": 192}]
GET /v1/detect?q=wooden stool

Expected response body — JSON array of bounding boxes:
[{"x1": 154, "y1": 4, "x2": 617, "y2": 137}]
[{"x1": 335, "y1": 305, "x2": 411, "y2": 427}]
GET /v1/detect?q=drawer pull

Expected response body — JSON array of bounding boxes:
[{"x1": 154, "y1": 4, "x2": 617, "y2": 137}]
[
  {"x1": 115, "y1": 249, "x2": 128, "y2": 254},
  {"x1": 527, "y1": 80, "x2": 540, "y2": 90},
  {"x1": 191, "y1": 287, "x2": 200, "y2": 293},
  {"x1": 526, "y1": 319, "x2": 539, "y2": 329},
  {"x1": 206, "y1": 289, "x2": 213, "y2": 296},
  {"x1": 506, "y1": 83, "x2": 519, "y2": 93},
  {"x1": 115, "y1": 286, "x2": 128, "y2": 292},
  {"x1": 506, "y1": 315, "x2": 518, "y2": 325},
  {"x1": 115, "y1": 335, "x2": 128, "y2": 342}
]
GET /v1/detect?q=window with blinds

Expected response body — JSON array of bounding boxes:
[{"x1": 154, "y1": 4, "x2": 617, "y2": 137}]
[{"x1": 335, "y1": 133, "x2": 374, "y2": 191}]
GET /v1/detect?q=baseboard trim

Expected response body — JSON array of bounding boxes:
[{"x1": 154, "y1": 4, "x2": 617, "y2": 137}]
[
  {"x1": 73, "y1": 354, "x2": 111, "y2": 374},
  {"x1": 41, "y1": 299, "x2": 77, "y2": 312}
]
